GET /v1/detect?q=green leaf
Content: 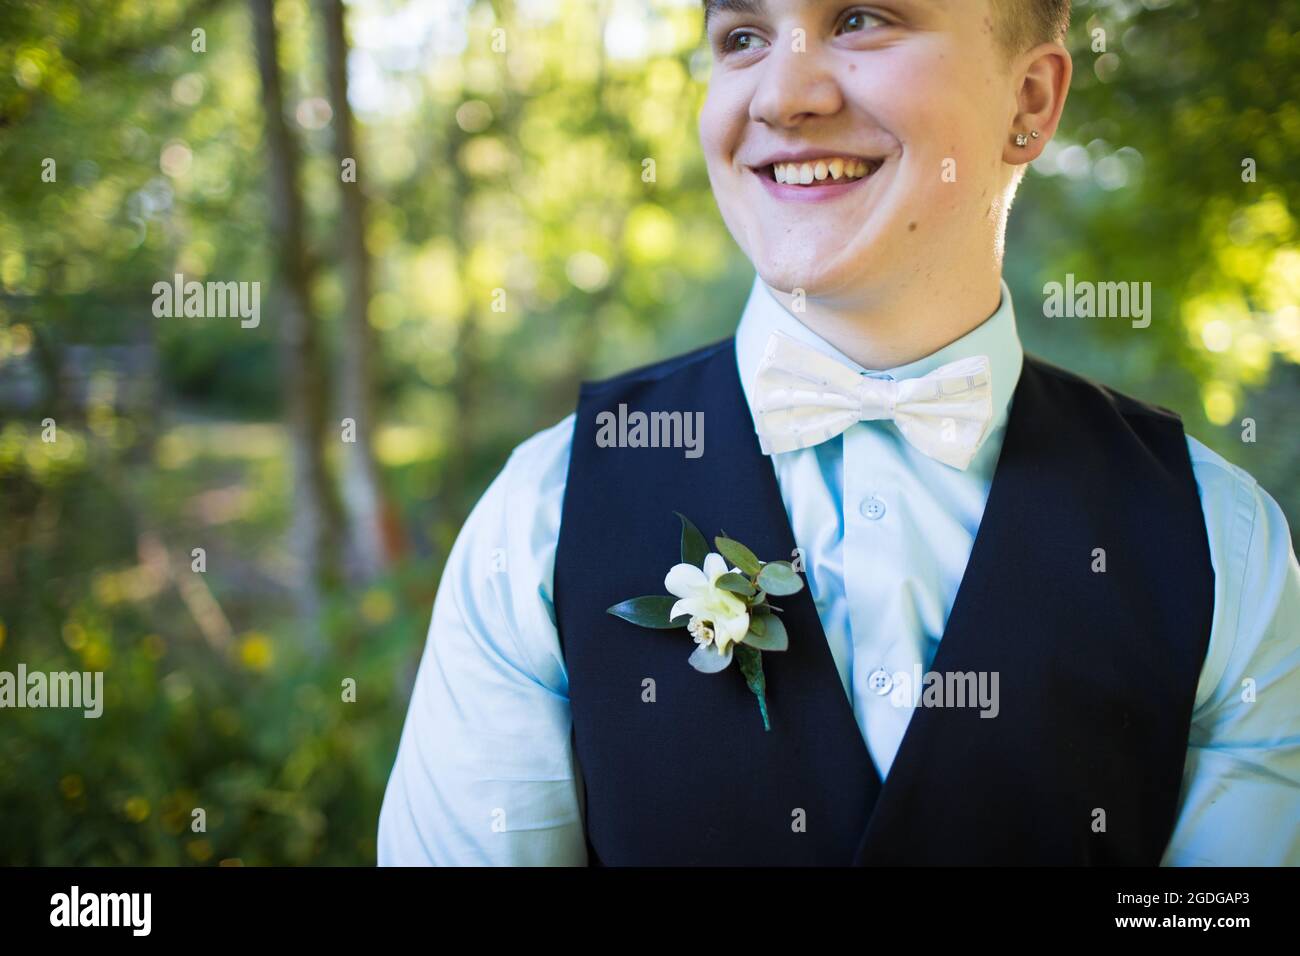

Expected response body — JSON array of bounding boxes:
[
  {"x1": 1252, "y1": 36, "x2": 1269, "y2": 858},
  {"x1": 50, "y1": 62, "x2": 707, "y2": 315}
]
[
  {"x1": 607, "y1": 596, "x2": 687, "y2": 629},
  {"x1": 756, "y1": 561, "x2": 804, "y2": 596},
  {"x1": 689, "y1": 642, "x2": 733, "y2": 673},
  {"x1": 744, "y1": 613, "x2": 788, "y2": 651},
  {"x1": 674, "y1": 512, "x2": 708, "y2": 567},
  {"x1": 714, "y1": 535, "x2": 761, "y2": 576},
  {"x1": 716, "y1": 572, "x2": 756, "y2": 596},
  {"x1": 734, "y1": 645, "x2": 771, "y2": 732}
]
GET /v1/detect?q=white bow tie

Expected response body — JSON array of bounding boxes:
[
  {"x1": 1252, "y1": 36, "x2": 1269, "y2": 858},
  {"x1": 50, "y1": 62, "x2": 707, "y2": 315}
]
[{"x1": 752, "y1": 332, "x2": 994, "y2": 470}]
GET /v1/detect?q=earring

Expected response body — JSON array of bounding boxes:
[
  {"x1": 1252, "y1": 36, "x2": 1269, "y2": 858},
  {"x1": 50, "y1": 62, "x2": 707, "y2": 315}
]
[
  {"x1": 1031, "y1": 130, "x2": 1041, "y2": 139},
  {"x1": 1015, "y1": 133, "x2": 1029, "y2": 147}
]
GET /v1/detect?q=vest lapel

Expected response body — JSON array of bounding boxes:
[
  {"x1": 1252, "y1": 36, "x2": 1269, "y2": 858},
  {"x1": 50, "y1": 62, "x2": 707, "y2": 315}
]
[
  {"x1": 703, "y1": 343, "x2": 880, "y2": 794},
  {"x1": 851, "y1": 357, "x2": 1200, "y2": 864},
  {"x1": 850, "y1": 365, "x2": 1042, "y2": 863}
]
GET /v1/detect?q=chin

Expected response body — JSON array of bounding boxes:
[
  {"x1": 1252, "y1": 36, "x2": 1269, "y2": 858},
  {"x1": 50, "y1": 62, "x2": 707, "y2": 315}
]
[{"x1": 751, "y1": 242, "x2": 872, "y2": 300}]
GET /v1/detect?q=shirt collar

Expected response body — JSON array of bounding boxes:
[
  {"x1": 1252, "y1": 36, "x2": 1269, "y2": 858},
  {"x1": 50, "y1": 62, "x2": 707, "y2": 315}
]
[{"x1": 734, "y1": 273, "x2": 1024, "y2": 435}]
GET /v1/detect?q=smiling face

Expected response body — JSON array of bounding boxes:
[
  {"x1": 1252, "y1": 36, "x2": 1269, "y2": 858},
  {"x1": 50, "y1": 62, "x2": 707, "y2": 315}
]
[{"x1": 699, "y1": 0, "x2": 1031, "y2": 306}]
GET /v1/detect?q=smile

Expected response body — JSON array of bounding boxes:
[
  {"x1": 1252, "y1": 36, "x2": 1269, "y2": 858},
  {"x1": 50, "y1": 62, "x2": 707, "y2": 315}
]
[
  {"x1": 769, "y1": 157, "x2": 878, "y2": 185},
  {"x1": 751, "y1": 156, "x2": 883, "y2": 203}
]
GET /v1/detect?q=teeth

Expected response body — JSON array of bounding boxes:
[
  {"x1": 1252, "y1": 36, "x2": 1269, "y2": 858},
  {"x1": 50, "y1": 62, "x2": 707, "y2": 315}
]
[{"x1": 772, "y1": 157, "x2": 874, "y2": 185}]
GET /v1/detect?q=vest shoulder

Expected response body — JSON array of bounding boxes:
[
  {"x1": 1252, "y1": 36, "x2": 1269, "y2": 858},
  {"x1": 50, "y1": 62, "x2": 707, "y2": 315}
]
[
  {"x1": 578, "y1": 338, "x2": 733, "y2": 398},
  {"x1": 1023, "y1": 353, "x2": 1182, "y2": 425}
]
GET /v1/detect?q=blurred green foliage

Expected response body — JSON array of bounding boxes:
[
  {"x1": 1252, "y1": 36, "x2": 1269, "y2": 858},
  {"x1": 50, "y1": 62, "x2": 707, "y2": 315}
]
[{"x1": 0, "y1": 0, "x2": 1296, "y2": 864}]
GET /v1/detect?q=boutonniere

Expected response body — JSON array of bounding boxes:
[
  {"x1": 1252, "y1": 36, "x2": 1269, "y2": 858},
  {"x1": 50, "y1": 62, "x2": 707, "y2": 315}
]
[{"x1": 607, "y1": 512, "x2": 805, "y2": 731}]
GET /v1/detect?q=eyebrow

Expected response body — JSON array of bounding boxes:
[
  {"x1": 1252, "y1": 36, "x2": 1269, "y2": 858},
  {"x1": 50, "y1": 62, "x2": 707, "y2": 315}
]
[
  {"x1": 704, "y1": 0, "x2": 767, "y2": 29},
  {"x1": 704, "y1": 0, "x2": 944, "y2": 28}
]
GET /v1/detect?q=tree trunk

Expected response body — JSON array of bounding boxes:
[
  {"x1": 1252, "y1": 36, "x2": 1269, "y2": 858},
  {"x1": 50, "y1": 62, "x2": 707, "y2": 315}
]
[
  {"x1": 251, "y1": 0, "x2": 338, "y2": 650},
  {"x1": 321, "y1": 0, "x2": 389, "y2": 583}
]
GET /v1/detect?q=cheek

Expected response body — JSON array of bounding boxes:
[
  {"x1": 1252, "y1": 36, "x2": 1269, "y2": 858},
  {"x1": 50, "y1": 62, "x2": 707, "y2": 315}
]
[
  {"x1": 847, "y1": 62, "x2": 1000, "y2": 213},
  {"x1": 697, "y1": 105, "x2": 722, "y2": 165},
  {"x1": 842, "y1": 48, "x2": 992, "y2": 158},
  {"x1": 699, "y1": 80, "x2": 746, "y2": 167}
]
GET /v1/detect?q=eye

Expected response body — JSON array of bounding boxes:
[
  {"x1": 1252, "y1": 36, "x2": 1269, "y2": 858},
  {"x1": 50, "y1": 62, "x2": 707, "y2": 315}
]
[
  {"x1": 721, "y1": 29, "x2": 770, "y2": 54},
  {"x1": 836, "y1": 7, "x2": 887, "y2": 35}
]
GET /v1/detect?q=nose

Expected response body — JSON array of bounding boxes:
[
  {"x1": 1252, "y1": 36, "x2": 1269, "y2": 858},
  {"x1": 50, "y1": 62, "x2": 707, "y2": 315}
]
[{"x1": 749, "y1": 41, "x2": 843, "y2": 128}]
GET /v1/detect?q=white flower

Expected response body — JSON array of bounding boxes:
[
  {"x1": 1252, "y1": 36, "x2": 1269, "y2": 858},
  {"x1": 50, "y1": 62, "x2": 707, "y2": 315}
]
[
  {"x1": 665, "y1": 552, "x2": 751, "y2": 672},
  {"x1": 687, "y1": 618, "x2": 714, "y2": 647}
]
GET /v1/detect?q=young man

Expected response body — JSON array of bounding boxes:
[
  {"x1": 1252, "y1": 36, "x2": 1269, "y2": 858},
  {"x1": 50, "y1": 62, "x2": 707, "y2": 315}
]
[{"x1": 379, "y1": 0, "x2": 1300, "y2": 865}]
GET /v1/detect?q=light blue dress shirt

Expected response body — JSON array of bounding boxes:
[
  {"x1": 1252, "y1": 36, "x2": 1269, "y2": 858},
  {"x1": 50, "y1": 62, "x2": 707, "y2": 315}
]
[{"x1": 379, "y1": 275, "x2": 1300, "y2": 866}]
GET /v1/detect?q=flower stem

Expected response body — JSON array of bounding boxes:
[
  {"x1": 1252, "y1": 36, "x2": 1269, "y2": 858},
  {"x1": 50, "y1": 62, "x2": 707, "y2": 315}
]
[{"x1": 735, "y1": 644, "x2": 771, "y2": 731}]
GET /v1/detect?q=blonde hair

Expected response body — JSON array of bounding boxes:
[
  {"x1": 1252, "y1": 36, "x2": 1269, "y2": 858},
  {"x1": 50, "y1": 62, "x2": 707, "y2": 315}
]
[{"x1": 992, "y1": 0, "x2": 1072, "y2": 57}]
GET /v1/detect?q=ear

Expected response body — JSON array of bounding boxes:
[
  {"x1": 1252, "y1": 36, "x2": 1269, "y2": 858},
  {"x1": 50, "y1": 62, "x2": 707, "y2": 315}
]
[{"x1": 1003, "y1": 42, "x2": 1072, "y2": 165}]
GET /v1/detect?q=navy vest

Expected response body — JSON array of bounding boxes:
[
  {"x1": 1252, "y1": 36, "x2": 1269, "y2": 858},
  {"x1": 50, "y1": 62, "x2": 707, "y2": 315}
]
[{"x1": 553, "y1": 339, "x2": 1214, "y2": 865}]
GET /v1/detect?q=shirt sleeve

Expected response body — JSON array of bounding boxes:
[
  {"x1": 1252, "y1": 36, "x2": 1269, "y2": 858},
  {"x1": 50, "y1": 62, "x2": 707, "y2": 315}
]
[
  {"x1": 377, "y1": 415, "x2": 586, "y2": 866},
  {"x1": 1162, "y1": 436, "x2": 1300, "y2": 865}
]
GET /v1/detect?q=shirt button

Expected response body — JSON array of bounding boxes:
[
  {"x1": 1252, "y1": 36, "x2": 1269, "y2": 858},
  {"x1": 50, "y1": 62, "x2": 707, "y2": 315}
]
[
  {"x1": 860, "y1": 496, "x2": 886, "y2": 520},
  {"x1": 868, "y1": 668, "x2": 894, "y2": 695}
]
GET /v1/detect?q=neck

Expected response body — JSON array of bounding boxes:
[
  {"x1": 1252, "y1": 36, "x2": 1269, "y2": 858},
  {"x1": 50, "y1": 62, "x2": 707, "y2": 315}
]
[{"x1": 764, "y1": 268, "x2": 1004, "y2": 371}]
